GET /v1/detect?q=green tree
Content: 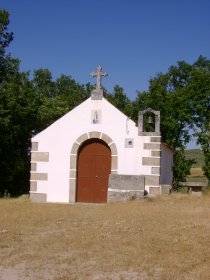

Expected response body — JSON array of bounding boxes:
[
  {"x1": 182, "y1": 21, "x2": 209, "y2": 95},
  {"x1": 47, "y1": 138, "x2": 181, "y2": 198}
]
[
  {"x1": 167, "y1": 56, "x2": 210, "y2": 183},
  {"x1": 0, "y1": 9, "x2": 27, "y2": 196},
  {"x1": 107, "y1": 85, "x2": 133, "y2": 117},
  {"x1": 0, "y1": 67, "x2": 36, "y2": 196},
  {"x1": 0, "y1": 10, "x2": 13, "y2": 55},
  {"x1": 31, "y1": 71, "x2": 90, "y2": 134},
  {"x1": 133, "y1": 63, "x2": 198, "y2": 188},
  {"x1": 0, "y1": 9, "x2": 15, "y2": 82},
  {"x1": 188, "y1": 57, "x2": 210, "y2": 181}
]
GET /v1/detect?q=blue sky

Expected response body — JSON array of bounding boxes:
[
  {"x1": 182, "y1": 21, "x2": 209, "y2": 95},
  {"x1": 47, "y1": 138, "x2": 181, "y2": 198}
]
[
  {"x1": 1, "y1": 1, "x2": 210, "y2": 148},
  {"x1": 1, "y1": 0, "x2": 210, "y2": 100}
]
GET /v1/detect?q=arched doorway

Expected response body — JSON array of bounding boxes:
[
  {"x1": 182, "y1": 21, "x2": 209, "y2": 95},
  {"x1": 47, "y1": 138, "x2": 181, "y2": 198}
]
[{"x1": 76, "y1": 139, "x2": 111, "y2": 203}]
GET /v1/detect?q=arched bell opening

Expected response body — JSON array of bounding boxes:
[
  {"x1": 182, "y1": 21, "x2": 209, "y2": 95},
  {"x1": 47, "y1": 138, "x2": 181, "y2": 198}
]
[{"x1": 138, "y1": 108, "x2": 160, "y2": 136}]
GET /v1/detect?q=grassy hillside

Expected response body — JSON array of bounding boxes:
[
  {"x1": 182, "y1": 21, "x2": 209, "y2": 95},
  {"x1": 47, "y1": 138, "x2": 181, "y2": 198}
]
[
  {"x1": 184, "y1": 149, "x2": 204, "y2": 168},
  {"x1": 184, "y1": 149, "x2": 208, "y2": 184}
]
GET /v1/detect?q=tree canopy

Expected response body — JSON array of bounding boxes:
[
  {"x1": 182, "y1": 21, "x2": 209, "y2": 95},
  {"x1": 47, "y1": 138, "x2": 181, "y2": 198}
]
[
  {"x1": 133, "y1": 56, "x2": 210, "y2": 187},
  {"x1": 0, "y1": 10, "x2": 91, "y2": 196}
]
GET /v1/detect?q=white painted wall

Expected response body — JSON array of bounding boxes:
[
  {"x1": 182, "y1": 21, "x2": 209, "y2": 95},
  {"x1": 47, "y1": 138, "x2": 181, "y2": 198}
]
[{"x1": 31, "y1": 97, "x2": 162, "y2": 202}]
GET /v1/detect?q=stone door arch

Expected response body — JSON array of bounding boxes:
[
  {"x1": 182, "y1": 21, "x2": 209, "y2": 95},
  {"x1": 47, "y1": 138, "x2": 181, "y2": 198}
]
[{"x1": 69, "y1": 131, "x2": 118, "y2": 203}]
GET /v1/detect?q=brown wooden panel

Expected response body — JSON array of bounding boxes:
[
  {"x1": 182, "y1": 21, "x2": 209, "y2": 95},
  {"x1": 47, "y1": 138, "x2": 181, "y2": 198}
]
[
  {"x1": 94, "y1": 154, "x2": 111, "y2": 203},
  {"x1": 76, "y1": 178, "x2": 95, "y2": 202},
  {"x1": 76, "y1": 139, "x2": 111, "y2": 203}
]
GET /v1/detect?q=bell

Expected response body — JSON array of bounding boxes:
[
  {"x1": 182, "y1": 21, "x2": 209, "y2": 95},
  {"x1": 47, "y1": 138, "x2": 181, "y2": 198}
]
[{"x1": 148, "y1": 115, "x2": 153, "y2": 124}]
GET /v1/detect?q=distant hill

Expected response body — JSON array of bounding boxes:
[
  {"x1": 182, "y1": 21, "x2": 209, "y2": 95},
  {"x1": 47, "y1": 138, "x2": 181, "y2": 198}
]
[{"x1": 184, "y1": 149, "x2": 204, "y2": 168}]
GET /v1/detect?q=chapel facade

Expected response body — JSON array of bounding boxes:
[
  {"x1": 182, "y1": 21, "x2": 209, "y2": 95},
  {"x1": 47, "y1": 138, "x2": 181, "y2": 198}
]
[{"x1": 30, "y1": 66, "x2": 173, "y2": 203}]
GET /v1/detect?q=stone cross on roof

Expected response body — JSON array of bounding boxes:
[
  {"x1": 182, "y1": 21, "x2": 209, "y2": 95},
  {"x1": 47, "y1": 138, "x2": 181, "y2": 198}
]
[{"x1": 90, "y1": 65, "x2": 108, "y2": 90}]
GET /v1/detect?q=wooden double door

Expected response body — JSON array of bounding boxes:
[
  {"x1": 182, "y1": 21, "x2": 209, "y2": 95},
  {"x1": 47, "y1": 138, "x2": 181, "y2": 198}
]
[{"x1": 76, "y1": 139, "x2": 111, "y2": 203}]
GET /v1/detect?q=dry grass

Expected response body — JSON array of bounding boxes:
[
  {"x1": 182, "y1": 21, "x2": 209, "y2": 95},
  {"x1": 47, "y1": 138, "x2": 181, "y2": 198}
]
[{"x1": 1, "y1": 194, "x2": 210, "y2": 280}]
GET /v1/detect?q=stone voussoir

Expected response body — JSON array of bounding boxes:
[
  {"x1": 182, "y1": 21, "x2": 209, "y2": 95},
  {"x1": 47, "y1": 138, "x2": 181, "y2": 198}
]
[
  {"x1": 101, "y1": 133, "x2": 113, "y2": 145},
  {"x1": 89, "y1": 131, "x2": 101, "y2": 139},
  {"x1": 76, "y1": 133, "x2": 89, "y2": 144}
]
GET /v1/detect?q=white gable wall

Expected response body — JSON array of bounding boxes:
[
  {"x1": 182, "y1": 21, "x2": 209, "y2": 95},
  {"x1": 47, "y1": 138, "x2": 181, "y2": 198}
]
[{"x1": 30, "y1": 97, "x2": 165, "y2": 203}]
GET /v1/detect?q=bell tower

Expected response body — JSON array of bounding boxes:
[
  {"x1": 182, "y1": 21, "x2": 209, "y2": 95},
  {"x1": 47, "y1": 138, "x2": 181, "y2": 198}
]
[{"x1": 138, "y1": 108, "x2": 161, "y2": 195}]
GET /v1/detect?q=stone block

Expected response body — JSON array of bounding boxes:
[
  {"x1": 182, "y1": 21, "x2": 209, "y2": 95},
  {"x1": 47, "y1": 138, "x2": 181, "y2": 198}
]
[
  {"x1": 31, "y1": 152, "x2": 49, "y2": 162},
  {"x1": 145, "y1": 175, "x2": 160, "y2": 186},
  {"x1": 142, "y1": 157, "x2": 160, "y2": 166},
  {"x1": 109, "y1": 143, "x2": 118, "y2": 155},
  {"x1": 30, "y1": 172, "x2": 48, "y2": 181},
  {"x1": 31, "y1": 142, "x2": 38, "y2": 151},
  {"x1": 111, "y1": 156, "x2": 118, "y2": 170},
  {"x1": 107, "y1": 189, "x2": 144, "y2": 203},
  {"x1": 139, "y1": 132, "x2": 161, "y2": 136},
  {"x1": 70, "y1": 155, "x2": 77, "y2": 169},
  {"x1": 151, "y1": 151, "x2": 161, "y2": 157},
  {"x1": 101, "y1": 133, "x2": 113, "y2": 145},
  {"x1": 150, "y1": 137, "x2": 161, "y2": 142},
  {"x1": 144, "y1": 143, "x2": 161, "y2": 150},
  {"x1": 30, "y1": 193, "x2": 47, "y2": 203},
  {"x1": 149, "y1": 187, "x2": 160, "y2": 195},
  {"x1": 71, "y1": 142, "x2": 80, "y2": 154},
  {"x1": 89, "y1": 131, "x2": 101, "y2": 139},
  {"x1": 31, "y1": 163, "x2": 37, "y2": 171},
  {"x1": 76, "y1": 133, "x2": 89, "y2": 144},
  {"x1": 69, "y1": 179, "x2": 76, "y2": 203},
  {"x1": 109, "y1": 174, "x2": 145, "y2": 191},
  {"x1": 30, "y1": 181, "x2": 37, "y2": 191},
  {"x1": 91, "y1": 89, "x2": 103, "y2": 100},
  {"x1": 69, "y1": 170, "x2": 76, "y2": 178}
]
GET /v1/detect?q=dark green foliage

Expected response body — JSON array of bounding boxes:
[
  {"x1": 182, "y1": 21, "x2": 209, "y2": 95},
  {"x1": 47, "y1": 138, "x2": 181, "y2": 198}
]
[
  {"x1": 189, "y1": 57, "x2": 210, "y2": 182},
  {"x1": 107, "y1": 85, "x2": 133, "y2": 117},
  {"x1": 0, "y1": 10, "x2": 13, "y2": 55},
  {"x1": 134, "y1": 56, "x2": 210, "y2": 187},
  {"x1": 168, "y1": 56, "x2": 210, "y2": 183},
  {"x1": 202, "y1": 148, "x2": 210, "y2": 181},
  {"x1": 0, "y1": 10, "x2": 92, "y2": 196},
  {"x1": 173, "y1": 151, "x2": 195, "y2": 190},
  {"x1": 0, "y1": 10, "x2": 14, "y2": 84},
  {"x1": 31, "y1": 71, "x2": 90, "y2": 134},
  {"x1": 0, "y1": 64, "x2": 34, "y2": 195},
  {"x1": 0, "y1": 66, "x2": 91, "y2": 196}
]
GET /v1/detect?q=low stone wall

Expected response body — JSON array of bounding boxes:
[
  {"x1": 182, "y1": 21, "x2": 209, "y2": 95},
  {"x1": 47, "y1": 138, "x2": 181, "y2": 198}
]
[{"x1": 107, "y1": 174, "x2": 145, "y2": 202}]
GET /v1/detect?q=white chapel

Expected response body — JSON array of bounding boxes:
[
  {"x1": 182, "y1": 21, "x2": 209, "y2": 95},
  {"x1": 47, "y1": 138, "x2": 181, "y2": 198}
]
[{"x1": 30, "y1": 66, "x2": 173, "y2": 203}]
